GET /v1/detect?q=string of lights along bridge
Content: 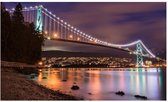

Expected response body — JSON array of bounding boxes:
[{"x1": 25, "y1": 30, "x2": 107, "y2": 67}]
[{"x1": 6, "y1": 5, "x2": 160, "y2": 67}]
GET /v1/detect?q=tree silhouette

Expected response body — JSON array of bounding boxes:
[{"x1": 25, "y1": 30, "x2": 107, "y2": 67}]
[
  {"x1": 1, "y1": 3, "x2": 12, "y2": 61},
  {"x1": 1, "y1": 3, "x2": 45, "y2": 64}
]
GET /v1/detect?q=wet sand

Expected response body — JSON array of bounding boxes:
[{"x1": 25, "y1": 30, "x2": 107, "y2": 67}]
[{"x1": 1, "y1": 67, "x2": 81, "y2": 100}]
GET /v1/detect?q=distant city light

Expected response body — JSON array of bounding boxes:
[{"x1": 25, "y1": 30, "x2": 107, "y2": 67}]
[
  {"x1": 38, "y1": 61, "x2": 43, "y2": 66},
  {"x1": 47, "y1": 36, "x2": 51, "y2": 40},
  {"x1": 45, "y1": 31, "x2": 48, "y2": 34}
]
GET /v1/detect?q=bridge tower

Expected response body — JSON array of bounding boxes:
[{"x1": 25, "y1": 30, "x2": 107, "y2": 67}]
[
  {"x1": 136, "y1": 42, "x2": 144, "y2": 67},
  {"x1": 36, "y1": 5, "x2": 43, "y2": 32}
]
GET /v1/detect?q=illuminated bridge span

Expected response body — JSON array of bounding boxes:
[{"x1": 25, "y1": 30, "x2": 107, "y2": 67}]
[{"x1": 7, "y1": 5, "x2": 159, "y2": 67}]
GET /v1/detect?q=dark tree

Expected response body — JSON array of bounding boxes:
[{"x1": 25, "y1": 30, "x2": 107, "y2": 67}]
[
  {"x1": 24, "y1": 23, "x2": 45, "y2": 64},
  {"x1": 12, "y1": 3, "x2": 24, "y2": 24},
  {"x1": 1, "y1": 3, "x2": 12, "y2": 60},
  {"x1": 11, "y1": 3, "x2": 25, "y2": 62},
  {"x1": 1, "y1": 3, "x2": 45, "y2": 64}
]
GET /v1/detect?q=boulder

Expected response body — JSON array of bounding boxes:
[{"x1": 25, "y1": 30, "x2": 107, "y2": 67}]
[
  {"x1": 71, "y1": 85, "x2": 79, "y2": 90},
  {"x1": 134, "y1": 95, "x2": 147, "y2": 100},
  {"x1": 115, "y1": 91, "x2": 125, "y2": 96}
]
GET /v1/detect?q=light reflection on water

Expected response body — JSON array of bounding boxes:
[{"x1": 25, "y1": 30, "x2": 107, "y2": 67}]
[{"x1": 33, "y1": 68, "x2": 166, "y2": 100}]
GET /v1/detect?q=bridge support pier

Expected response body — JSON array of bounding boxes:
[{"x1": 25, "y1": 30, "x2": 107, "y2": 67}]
[
  {"x1": 136, "y1": 43, "x2": 144, "y2": 67},
  {"x1": 36, "y1": 5, "x2": 43, "y2": 32}
]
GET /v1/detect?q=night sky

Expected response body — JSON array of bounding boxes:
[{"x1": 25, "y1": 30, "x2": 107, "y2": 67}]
[{"x1": 4, "y1": 2, "x2": 166, "y2": 55}]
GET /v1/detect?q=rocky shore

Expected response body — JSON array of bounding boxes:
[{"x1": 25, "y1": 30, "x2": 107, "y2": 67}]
[{"x1": 1, "y1": 67, "x2": 80, "y2": 100}]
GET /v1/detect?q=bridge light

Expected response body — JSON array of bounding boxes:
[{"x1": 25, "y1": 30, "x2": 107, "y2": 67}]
[
  {"x1": 12, "y1": 8, "x2": 15, "y2": 10},
  {"x1": 39, "y1": 5, "x2": 43, "y2": 7},
  {"x1": 64, "y1": 22, "x2": 67, "y2": 25},
  {"x1": 30, "y1": 6, "x2": 33, "y2": 8},
  {"x1": 94, "y1": 39, "x2": 97, "y2": 43},
  {"x1": 57, "y1": 17, "x2": 60, "y2": 20},
  {"x1": 53, "y1": 15, "x2": 56, "y2": 17},
  {"x1": 69, "y1": 35, "x2": 73, "y2": 39},
  {"x1": 77, "y1": 37, "x2": 80, "y2": 41},
  {"x1": 61, "y1": 20, "x2": 63, "y2": 22},
  {"x1": 24, "y1": 7, "x2": 27, "y2": 10},
  {"x1": 53, "y1": 33, "x2": 58, "y2": 38},
  {"x1": 68, "y1": 24, "x2": 70, "y2": 27},
  {"x1": 35, "y1": 6, "x2": 38, "y2": 9},
  {"x1": 5, "y1": 8, "x2": 8, "y2": 11}
]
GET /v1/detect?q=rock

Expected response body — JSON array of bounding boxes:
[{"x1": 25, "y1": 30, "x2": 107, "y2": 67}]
[
  {"x1": 115, "y1": 91, "x2": 125, "y2": 96},
  {"x1": 30, "y1": 75, "x2": 35, "y2": 79},
  {"x1": 134, "y1": 95, "x2": 147, "y2": 100},
  {"x1": 71, "y1": 85, "x2": 79, "y2": 90},
  {"x1": 88, "y1": 93, "x2": 92, "y2": 95},
  {"x1": 73, "y1": 82, "x2": 76, "y2": 84},
  {"x1": 42, "y1": 77, "x2": 47, "y2": 79},
  {"x1": 62, "y1": 79, "x2": 67, "y2": 82}
]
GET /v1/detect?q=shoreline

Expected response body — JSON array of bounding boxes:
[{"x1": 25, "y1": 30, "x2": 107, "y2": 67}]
[{"x1": 1, "y1": 67, "x2": 82, "y2": 100}]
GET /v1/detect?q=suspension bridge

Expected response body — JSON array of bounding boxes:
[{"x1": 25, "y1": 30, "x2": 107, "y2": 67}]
[{"x1": 6, "y1": 5, "x2": 162, "y2": 67}]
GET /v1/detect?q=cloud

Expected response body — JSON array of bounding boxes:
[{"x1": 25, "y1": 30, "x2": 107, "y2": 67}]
[{"x1": 53, "y1": 2, "x2": 166, "y2": 50}]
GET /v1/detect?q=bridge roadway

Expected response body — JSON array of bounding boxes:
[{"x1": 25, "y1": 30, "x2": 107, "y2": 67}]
[
  {"x1": 50, "y1": 38, "x2": 130, "y2": 52},
  {"x1": 44, "y1": 38, "x2": 165, "y2": 62},
  {"x1": 48, "y1": 38, "x2": 154, "y2": 58}
]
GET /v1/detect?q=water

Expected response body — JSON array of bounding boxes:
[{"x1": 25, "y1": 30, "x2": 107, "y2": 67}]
[{"x1": 32, "y1": 68, "x2": 166, "y2": 100}]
